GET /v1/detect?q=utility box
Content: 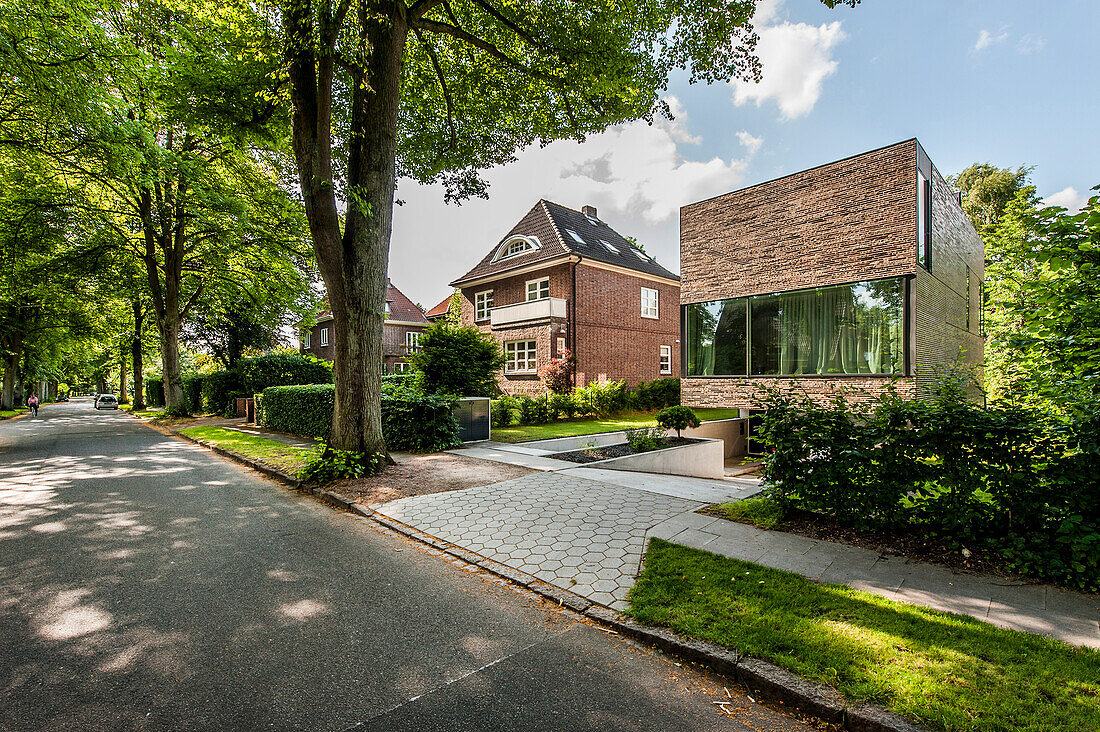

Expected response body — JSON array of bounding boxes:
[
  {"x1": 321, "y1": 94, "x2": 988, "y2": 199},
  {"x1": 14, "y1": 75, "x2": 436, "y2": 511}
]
[{"x1": 453, "y1": 397, "x2": 490, "y2": 442}]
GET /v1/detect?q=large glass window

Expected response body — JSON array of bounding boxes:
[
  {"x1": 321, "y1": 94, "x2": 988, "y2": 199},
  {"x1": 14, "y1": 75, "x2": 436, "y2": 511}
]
[
  {"x1": 682, "y1": 278, "x2": 905, "y2": 377},
  {"x1": 504, "y1": 340, "x2": 538, "y2": 373}
]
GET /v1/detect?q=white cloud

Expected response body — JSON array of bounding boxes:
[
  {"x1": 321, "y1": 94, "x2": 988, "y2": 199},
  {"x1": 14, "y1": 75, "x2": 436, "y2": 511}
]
[
  {"x1": 1042, "y1": 186, "x2": 1090, "y2": 213},
  {"x1": 1016, "y1": 34, "x2": 1046, "y2": 54},
  {"x1": 736, "y1": 131, "x2": 763, "y2": 155},
  {"x1": 388, "y1": 103, "x2": 754, "y2": 305},
  {"x1": 730, "y1": 1, "x2": 846, "y2": 120},
  {"x1": 973, "y1": 28, "x2": 1008, "y2": 52}
]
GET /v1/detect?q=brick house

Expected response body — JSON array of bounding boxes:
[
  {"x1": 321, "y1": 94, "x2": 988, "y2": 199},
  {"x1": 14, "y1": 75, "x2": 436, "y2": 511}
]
[
  {"x1": 679, "y1": 139, "x2": 984, "y2": 437},
  {"x1": 300, "y1": 280, "x2": 428, "y2": 374},
  {"x1": 451, "y1": 200, "x2": 681, "y2": 395},
  {"x1": 424, "y1": 294, "x2": 454, "y2": 322}
]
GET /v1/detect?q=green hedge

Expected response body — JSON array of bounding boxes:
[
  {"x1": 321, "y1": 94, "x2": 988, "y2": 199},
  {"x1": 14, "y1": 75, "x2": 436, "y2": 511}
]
[
  {"x1": 257, "y1": 384, "x2": 460, "y2": 453},
  {"x1": 201, "y1": 370, "x2": 243, "y2": 414},
  {"x1": 759, "y1": 375, "x2": 1100, "y2": 591},
  {"x1": 237, "y1": 352, "x2": 332, "y2": 395},
  {"x1": 146, "y1": 377, "x2": 165, "y2": 406},
  {"x1": 181, "y1": 374, "x2": 204, "y2": 413}
]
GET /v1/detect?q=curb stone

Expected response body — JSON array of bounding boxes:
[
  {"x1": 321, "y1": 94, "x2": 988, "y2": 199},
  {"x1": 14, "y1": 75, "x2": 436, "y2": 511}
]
[{"x1": 149, "y1": 415, "x2": 927, "y2": 732}]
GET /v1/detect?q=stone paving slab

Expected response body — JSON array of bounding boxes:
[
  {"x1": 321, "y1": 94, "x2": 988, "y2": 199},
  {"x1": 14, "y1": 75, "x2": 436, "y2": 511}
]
[
  {"x1": 374, "y1": 472, "x2": 701, "y2": 610},
  {"x1": 557, "y1": 466, "x2": 761, "y2": 503},
  {"x1": 655, "y1": 515, "x2": 1100, "y2": 648},
  {"x1": 446, "y1": 446, "x2": 577, "y2": 471}
]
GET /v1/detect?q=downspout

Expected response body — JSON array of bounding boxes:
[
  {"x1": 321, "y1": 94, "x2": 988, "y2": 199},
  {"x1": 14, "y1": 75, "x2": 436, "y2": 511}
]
[{"x1": 570, "y1": 259, "x2": 578, "y2": 390}]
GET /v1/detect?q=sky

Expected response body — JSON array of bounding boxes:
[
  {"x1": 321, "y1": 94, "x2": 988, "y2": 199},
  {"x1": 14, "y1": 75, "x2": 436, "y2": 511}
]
[{"x1": 387, "y1": 0, "x2": 1100, "y2": 309}]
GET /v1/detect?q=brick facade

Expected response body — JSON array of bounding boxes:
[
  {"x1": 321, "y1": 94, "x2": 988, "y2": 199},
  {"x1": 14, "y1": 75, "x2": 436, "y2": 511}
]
[{"x1": 679, "y1": 139, "x2": 984, "y2": 410}]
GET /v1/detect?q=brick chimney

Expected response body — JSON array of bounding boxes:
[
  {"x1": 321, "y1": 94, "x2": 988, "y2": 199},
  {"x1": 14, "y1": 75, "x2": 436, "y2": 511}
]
[{"x1": 581, "y1": 205, "x2": 598, "y2": 218}]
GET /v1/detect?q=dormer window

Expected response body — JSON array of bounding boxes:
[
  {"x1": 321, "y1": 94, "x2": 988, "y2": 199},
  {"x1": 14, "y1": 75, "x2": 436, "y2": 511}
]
[{"x1": 493, "y1": 235, "x2": 540, "y2": 261}]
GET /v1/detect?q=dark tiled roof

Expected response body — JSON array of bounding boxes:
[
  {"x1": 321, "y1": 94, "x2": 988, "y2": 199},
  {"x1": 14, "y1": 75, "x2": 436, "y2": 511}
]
[
  {"x1": 424, "y1": 294, "x2": 453, "y2": 319},
  {"x1": 311, "y1": 280, "x2": 427, "y2": 324},
  {"x1": 450, "y1": 200, "x2": 680, "y2": 286}
]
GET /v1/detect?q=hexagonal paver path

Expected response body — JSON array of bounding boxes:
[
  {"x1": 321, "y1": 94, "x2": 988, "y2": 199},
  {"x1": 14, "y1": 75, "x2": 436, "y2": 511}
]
[{"x1": 375, "y1": 472, "x2": 702, "y2": 609}]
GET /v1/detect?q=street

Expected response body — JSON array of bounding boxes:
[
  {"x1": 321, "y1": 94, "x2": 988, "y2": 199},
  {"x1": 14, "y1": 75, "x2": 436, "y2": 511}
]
[{"x1": 0, "y1": 400, "x2": 808, "y2": 731}]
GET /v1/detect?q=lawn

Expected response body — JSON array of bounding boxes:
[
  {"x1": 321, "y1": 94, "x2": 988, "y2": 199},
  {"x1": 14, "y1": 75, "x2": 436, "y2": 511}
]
[
  {"x1": 628, "y1": 539, "x2": 1100, "y2": 732},
  {"x1": 0, "y1": 407, "x2": 29, "y2": 419},
  {"x1": 178, "y1": 426, "x2": 312, "y2": 474},
  {"x1": 119, "y1": 404, "x2": 162, "y2": 417},
  {"x1": 490, "y1": 408, "x2": 742, "y2": 443}
]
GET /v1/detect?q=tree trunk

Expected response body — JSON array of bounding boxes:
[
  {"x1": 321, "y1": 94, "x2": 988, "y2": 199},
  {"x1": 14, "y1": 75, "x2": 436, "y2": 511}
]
[
  {"x1": 132, "y1": 299, "x2": 145, "y2": 410},
  {"x1": 159, "y1": 310, "x2": 184, "y2": 413},
  {"x1": 283, "y1": 1, "x2": 407, "y2": 455},
  {"x1": 118, "y1": 346, "x2": 129, "y2": 404},
  {"x1": 1, "y1": 352, "x2": 17, "y2": 411}
]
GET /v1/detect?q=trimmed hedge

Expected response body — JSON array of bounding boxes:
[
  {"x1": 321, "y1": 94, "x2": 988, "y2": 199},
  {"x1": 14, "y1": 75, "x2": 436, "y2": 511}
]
[
  {"x1": 146, "y1": 377, "x2": 165, "y2": 406},
  {"x1": 237, "y1": 352, "x2": 332, "y2": 395},
  {"x1": 202, "y1": 370, "x2": 243, "y2": 415},
  {"x1": 257, "y1": 384, "x2": 460, "y2": 453},
  {"x1": 181, "y1": 374, "x2": 204, "y2": 414}
]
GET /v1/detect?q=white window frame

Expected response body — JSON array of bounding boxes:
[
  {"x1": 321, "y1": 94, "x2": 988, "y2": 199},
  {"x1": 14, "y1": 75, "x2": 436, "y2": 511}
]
[
  {"x1": 556, "y1": 337, "x2": 567, "y2": 356},
  {"x1": 405, "y1": 331, "x2": 421, "y2": 350},
  {"x1": 641, "y1": 287, "x2": 659, "y2": 319},
  {"x1": 526, "y1": 277, "x2": 550, "y2": 301},
  {"x1": 319, "y1": 327, "x2": 329, "y2": 347},
  {"x1": 660, "y1": 345, "x2": 672, "y2": 375},
  {"x1": 392, "y1": 362, "x2": 411, "y2": 374},
  {"x1": 475, "y1": 290, "x2": 493, "y2": 321},
  {"x1": 302, "y1": 330, "x2": 311, "y2": 349},
  {"x1": 492, "y1": 235, "x2": 541, "y2": 262},
  {"x1": 504, "y1": 340, "x2": 538, "y2": 374}
]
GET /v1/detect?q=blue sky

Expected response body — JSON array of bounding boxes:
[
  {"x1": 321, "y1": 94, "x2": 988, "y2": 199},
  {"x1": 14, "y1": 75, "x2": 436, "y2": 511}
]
[{"x1": 389, "y1": 0, "x2": 1099, "y2": 308}]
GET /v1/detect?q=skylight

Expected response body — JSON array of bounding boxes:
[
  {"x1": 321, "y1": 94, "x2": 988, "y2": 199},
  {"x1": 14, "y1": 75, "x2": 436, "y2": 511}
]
[
  {"x1": 633, "y1": 248, "x2": 649, "y2": 261},
  {"x1": 566, "y1": 229, "x2": 586, "y2": 245},
  {"x1": 600, "y1": 239, "x2": 619, "y2": 254},
  {"x1": 584, "y1": 214, "x2": 601, "y2": 226}
]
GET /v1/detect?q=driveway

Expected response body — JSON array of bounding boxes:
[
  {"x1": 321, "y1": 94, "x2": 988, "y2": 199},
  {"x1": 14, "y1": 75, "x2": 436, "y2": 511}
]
[{"x1": 0, "y1": 399, "x2": 808, "y2": 731}]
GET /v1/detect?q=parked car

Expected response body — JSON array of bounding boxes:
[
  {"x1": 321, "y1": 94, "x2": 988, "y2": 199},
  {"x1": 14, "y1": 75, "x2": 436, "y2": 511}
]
[
  {"x1": 94, "y1": 394, "x2": 118, "y2": 410},
  {"x1": 56, "y1": 394, "x2": 69, "y2": 402}
]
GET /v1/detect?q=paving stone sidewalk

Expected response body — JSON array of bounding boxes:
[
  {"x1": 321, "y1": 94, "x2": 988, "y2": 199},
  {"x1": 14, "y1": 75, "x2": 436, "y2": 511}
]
[
  {"x1": 649, "y1": 511, "x2": 1100, "y2": 648},
  {"x1": 375, "y1": 472, "x2": 701, "y2": 609}
]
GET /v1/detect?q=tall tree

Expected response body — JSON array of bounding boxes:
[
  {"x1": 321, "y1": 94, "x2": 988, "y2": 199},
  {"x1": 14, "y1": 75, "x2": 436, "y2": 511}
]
[
  {"x1": 950, "y1": 163, "x2": 1033, "y2": 233},
  {"x1": 273, "y1": 0, "x2": 857, "y2": 454}
]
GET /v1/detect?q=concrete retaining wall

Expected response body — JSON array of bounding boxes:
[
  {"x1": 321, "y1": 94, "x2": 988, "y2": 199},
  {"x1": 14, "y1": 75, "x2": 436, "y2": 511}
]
[
  {"x1": 680, "y1": 418, "x2": 747, "y2": 459},
  {"x1": 583, "y1": 438, "x2": 725, "y2": 479}
]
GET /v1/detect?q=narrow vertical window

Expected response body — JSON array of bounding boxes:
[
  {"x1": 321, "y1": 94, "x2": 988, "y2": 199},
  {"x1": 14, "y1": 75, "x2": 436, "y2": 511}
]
[
  {"x1": 966, "y1": 266, "x2": 972, "y2": 331},
  {"x1": 475, "y1": 290, "x2": 493, "y2": 321},
  {"x1": 641, "y1": 287, "x2": 659, "y2": 318},
  {"x1": 303, "y1": 331, "x2": 310, "y2": 349},
  {"x1": 406, "y1": 331, "x2": 421, "y2": 351},
  {"x1": 320, "y1": 327, "x2": 329, "y2": 347},
  {"x1": 917, "y1": 171, "x2": 932, "y2": 271},
  {"x1": 660, "y1": 346, "x2": 672, "y2": 374}
]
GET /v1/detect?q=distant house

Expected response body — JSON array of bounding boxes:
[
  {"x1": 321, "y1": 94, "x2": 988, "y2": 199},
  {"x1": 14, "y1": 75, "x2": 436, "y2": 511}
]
[
  {"x1": 679, "y1": 139, "x2": 985, "y2": 449},
  {"x1": 424, "y1": 294, "x2": 455, "y2": 323},
  {"x1": 451, "y1": 200, "x2": 681, "y2": 395},
  {"x1": 300, "y1": 280, "x2": 428, "y2": 374}
]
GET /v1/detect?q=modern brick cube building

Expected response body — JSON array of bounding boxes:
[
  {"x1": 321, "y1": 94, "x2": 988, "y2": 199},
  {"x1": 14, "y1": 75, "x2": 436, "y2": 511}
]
[
  {"x1": 679, "y1": 139, "x2": 984, "y2": 422},
  {"x1": 451, "y1": 200, "x2": 681, "y2": 395}
]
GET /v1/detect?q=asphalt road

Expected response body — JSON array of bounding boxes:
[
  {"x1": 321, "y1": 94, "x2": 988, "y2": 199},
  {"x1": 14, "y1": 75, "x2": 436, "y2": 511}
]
[{"x1": 0, "y1": 399, "x2": 809, "y2": 732}]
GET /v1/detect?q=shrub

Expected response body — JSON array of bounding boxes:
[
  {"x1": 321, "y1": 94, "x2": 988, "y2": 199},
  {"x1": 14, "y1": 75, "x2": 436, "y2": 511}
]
[
  {"x1": 181, "y1": 374, "x2": 204, "y2": 414},
  {"x1": 656, "y1": 405, "x2": 701, "y2": 437},
  {"x1": 236, "y1": 352, "x2": 332, "y2": 395},
  {"x1": 633, "y1": 377, "x2": 681, "y2": 411},
  {"x1": 624, "y1": 426, "x2": 668, "y2": 453},
  {"x1": 258, "y1": 383, "x2": 461, "y2": 453},
  {"x1": 759, "y1": 375, "x2": 1100, "y2": 591},
  {"x1": 540, "y1": 349, "x2": 576, "y2": 394},
  {"x1": 550, "y1": 392, "x2": 579, "y2": 419},
  {"x1": 146, "y1": 377, "x2": 165, "y2": 406},
  {"x1": 490, "y1": 396, "x2": 519, "y2": 427},
  {"x1": 573, "y1": 379, "x2": 629, "y2": 418},
  {"x1": 298, "y1": 441, "x2": 387, "y2": 484},
  {"x1": 382, "y1": 371, "x2": 423, "y2": 393},
  {"x1": 202, "y1": 370, "x2": 243, "y2": 414},
  {"x1": 408, "y1": 322, "x2": 505, "y2": 396}
]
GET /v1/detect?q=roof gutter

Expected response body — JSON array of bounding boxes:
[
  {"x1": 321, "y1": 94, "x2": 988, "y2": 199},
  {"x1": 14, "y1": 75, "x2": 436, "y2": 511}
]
[{"x1": 450, "y1": 254, "x2": 578, "y2": 288}]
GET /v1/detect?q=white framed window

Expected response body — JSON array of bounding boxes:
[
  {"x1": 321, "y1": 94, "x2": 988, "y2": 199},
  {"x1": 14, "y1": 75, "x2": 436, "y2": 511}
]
[
  {"x1": 556, "y1": 337, "x2": 566, "y2": 356},
  {"x1": 319, "y1": 327, "x2": 329, "y2": 347},
  {"x1": 302, "y1": 330, "x2": 311, "y2": 349},
  {"x1": 406, "y1": 331, "x2": 421, "y2": 351},
  {"x1": 660, "y1": 345, "x2": 672, "y2": 374},
  {"x1": 475, "y1": 290, "x2": 493, "y2": 321},
  {"x1": 504, "y1": 340, "x2": 538, "y2": 373},
  {"x1": 392, "y1": 362, "x2": 411, "y2": 374},
  {"x1": 526, "y1": 278, "x2": 550, "y2": 301},
  {"x1": 641, "y1": 287, "x2": 659, "y2": 319},
  {"x1": 493, "y1": 235, "x2": 540, "y2": 261}
]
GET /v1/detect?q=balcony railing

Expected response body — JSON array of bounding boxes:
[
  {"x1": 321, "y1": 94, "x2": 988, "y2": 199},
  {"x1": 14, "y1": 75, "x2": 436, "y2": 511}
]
[{"x1": 490, "y1": 297, "x2": 567, "y2": 327}]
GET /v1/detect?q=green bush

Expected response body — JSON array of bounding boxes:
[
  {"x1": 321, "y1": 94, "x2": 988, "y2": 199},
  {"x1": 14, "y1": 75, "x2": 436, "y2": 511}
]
[
  {"x1": 408, "y1": 322, "x2": 505, "y2": 396},
  {"x1": 759, "y1": 374, "x2": 1100, "y2": 591},
  {"x1": 656, "y1": 405, "x2": 701, "y2": 437},
  {"x1": 146, "y1": 377, "x2": 165, "y2": 406},
  {"x1": 633, "y1": 377, "x2": 681, "y2": 411},
  {"x1": 624, "y1": 426, "x2": 668, "y2": 452},
  {"x1": 517, "y1": 394, "x2": 555, "y2": 425},
  {"x1": 490, "y1": 396, "x2": 518, "y2": 427},
  {"x1": 258, "y1": 383, "x2": 461, "y2": 452},
  {"x1": 382, "y1": 372, "x2": 423, "y2": 393},
  {"x1": 236, "y1": 352, "x2": 332, "y2": 395},
  {"x1": 202, "y1": 370, "x2": 243, "y2": 414},
  {"x1": 181, "y1": 374, "x2": 204, "y2": 414},
  {"x1": 574, "y1": 379, "x2": 629, "y2": 418},
  {"x1": 298, "y1": 441, "x2": 387, "y2": 484},
  {"x1": 550, "y1": 392, "x2": 579, "y2": 419}
]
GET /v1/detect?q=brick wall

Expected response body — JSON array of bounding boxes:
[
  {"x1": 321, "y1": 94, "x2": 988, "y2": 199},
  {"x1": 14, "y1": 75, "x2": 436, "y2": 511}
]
[{"x1": 301, "y1": 319, "x2": 427, "y2": 374}]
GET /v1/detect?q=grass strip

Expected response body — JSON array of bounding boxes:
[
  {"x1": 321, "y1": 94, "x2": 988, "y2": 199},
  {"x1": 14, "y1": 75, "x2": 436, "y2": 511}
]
[
  {"x1": 628, "y1": 539, "x2": 1100, "y2": 732},
  {"x1": 490, "y1": 408, "x2": 742, "y2": 443},
  {"x1": 178, "y1": 426, "x2": 312, "y2": 474},
  {"x1": 0, "y1": 407, "x2": 29, "y2": 419}
]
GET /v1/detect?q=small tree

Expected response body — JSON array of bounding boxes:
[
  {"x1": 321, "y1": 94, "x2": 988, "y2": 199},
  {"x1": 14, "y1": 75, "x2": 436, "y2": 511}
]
[
  {"x1": 408, "y1": 322, "x2": 505, "y2": 397},
  {"x1": 656, "y1": 405, "x2": 701, "y2": 438},
  {"x1": 540, "y1": 348, "x2": 576, "y2": 394}
]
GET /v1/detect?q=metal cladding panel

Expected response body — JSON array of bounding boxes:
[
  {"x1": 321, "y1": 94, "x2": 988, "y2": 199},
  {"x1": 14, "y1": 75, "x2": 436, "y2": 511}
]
[{"x1": 454, "y1": 397, "x2": 491, "y2": 442}]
